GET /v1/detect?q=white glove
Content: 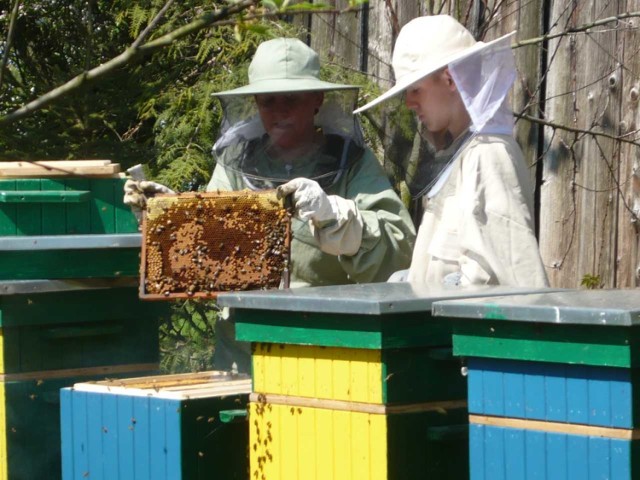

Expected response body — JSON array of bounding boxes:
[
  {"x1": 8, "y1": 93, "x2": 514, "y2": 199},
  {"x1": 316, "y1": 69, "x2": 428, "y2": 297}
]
[
  {"x1": 443, "y1": 271, "x2": 463, "y2": 287},
  {"x1": 277, "y1": 178, "x2": 340, "y2": 225},
  {"x1": 387, "y1": 269, "x2": 409, "y2": 282},
  {"x1": 277, "y1": 178, "x2": 363, "y2": 256},
  {"x1": 123, "y1": 179, "x2": 175, "y2": 221}
]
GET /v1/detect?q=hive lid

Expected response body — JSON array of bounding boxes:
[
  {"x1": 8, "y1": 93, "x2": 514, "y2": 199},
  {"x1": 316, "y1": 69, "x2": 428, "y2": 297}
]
[
  {"x1": 432, "y1": 289, "x2": 640, "y2": 326},
  {"x1": 70, "y1": 370, "x2": 251, "y2": 399},
  {"x1": 0, "y1": 278, "x2": 138, "y2": 295},
  {"x1": 217, "y1": 282, "x2": 560, "y2": 315}
]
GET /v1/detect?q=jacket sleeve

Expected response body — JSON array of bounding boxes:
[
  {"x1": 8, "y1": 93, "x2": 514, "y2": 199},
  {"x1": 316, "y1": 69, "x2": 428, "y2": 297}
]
[
  {"x1": 205, "y1": 161, "x2": 235, "y2": 192},
  {"x1": 335, "y1": 148, "x2": 416, "y2": 283},
  {"x1": 457, "y1": 138, "x2": 549, "y2": 287}
]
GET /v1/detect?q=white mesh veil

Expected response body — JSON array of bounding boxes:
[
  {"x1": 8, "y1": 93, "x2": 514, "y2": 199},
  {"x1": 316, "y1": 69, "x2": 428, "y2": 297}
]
[
  {"x1": 212, "y1": 89, "x2": 365, "y2": 190},
  {"x1": 448, "y1": 33, "x2": 516, "y2": 135},
  {"x1": 421, "y1": 33, "x2": 517, "y2": 199}
]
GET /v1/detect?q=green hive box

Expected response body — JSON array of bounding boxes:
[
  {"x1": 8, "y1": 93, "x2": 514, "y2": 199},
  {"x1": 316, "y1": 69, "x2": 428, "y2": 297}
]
[
  {"x1": 0, "y1": 177, "x2": 140, "y2": 280},
  {"x1": 60, "y1": 372, "x2": 251, "y2": 480},
  {"x1": 0, "y1": 280, "x2": 167, "y2": 480}
]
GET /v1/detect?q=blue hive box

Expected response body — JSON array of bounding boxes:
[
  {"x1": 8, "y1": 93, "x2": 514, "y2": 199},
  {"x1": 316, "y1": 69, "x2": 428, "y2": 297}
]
[{"x1": 60, "y1": 371, "x2": 251, "y2": 480}]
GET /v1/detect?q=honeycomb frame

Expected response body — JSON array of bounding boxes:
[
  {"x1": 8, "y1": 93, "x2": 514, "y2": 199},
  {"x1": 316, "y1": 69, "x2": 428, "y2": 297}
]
[{"x1": 140, "y1": 190, "x2": 291, "y2": 300}]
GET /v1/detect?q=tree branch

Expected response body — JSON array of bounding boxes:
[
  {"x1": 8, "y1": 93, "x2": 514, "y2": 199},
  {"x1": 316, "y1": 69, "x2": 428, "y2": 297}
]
[
  {"x1": 0, "y1": 0, "x2": 258, "y2": 125},
  {"x1": 516, "y1": 113, "x2": 640, "y2": 148},
  {"x1": 0, "y1": 0, "x2": 22, "y2": 91},
  {"x1": 131, "y1": 0, "x2": 176, "y2": 49},
  {"x1": 514, "y1": 11, "x2": 640, "y2": 48}
]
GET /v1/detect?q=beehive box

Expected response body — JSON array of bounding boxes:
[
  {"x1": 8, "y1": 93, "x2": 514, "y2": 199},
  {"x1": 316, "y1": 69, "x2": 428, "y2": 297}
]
[
  {"x1": 141, "y1": 190, "x2": 290, "y2": 299},
  {"x1": 217, "y1": 283, "x2": 556, "y2": 480},
  {"x1": 432, "y1": 289, "x2": 640, "y2": 480},
  {"x1": 0, "y1": 286, "x2": 161, "y2": 374},
  {"x1": 60, "y1": 371, "x2": 251, "y2": 480},
  {"x1": 249, "y1": 343, "x2": 468, "y2": 480},
  {"x1": 0, "y1": 161, "x2": 140, "y2": 280},
  {"x1": 0, "y1": 280, "x2": 166, "y2": 480}
]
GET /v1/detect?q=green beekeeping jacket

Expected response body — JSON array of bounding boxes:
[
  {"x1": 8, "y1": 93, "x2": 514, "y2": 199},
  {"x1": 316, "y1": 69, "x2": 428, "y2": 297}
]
[{"x1": 207, "y1": 136, "x2": 416, "y2": 287}]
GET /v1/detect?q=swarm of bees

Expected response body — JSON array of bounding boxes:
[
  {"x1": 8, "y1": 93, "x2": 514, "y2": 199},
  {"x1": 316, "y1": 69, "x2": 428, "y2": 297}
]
[{"x1": 141, "y1": 190, "x2": 291, "y2": 300}]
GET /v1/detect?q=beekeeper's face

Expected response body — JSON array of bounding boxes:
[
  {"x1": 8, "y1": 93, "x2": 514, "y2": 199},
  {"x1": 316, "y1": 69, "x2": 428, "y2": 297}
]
[
  {"x1": 404, "y1": 68, "x2": 457, "y2": 139},
  {"x1": 255, "y1": 92, "x2": 324, "y2": 151}
]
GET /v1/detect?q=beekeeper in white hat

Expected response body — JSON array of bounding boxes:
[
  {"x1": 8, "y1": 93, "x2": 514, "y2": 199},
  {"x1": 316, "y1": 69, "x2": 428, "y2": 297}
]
[
  {"x1": 356, "y1": 15, "x2": 548, "y2": 287},
  {"x1": 125, "y1": 37, "x2": 416, "y2": 372}
]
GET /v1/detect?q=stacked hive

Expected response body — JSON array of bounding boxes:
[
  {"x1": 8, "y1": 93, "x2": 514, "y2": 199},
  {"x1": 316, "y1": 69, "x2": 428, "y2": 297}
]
[
  {"x1": 0, "y1": 160, "x2": 165, "y2": 479},
  {"x1": 433, "y1": 289, "x2": 640, "y2": 479}
]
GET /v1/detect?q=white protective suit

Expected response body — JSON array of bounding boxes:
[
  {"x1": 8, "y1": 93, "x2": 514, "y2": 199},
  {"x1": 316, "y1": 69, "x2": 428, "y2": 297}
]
[
  {"x1": 406, "y1": 33, "x2": 549, "y2": 287},
  {"x1": 407, "y1": 133, "x2": 549, "y2": 287}
]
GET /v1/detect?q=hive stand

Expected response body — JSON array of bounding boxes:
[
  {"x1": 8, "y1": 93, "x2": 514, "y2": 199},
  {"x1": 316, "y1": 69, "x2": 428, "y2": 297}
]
[
  {"x1": 432, "y1": 289, "x2": 640, "y2": 480},
  {"x1": 218, "y1": 283, "x2": 555, "y2": 480}
]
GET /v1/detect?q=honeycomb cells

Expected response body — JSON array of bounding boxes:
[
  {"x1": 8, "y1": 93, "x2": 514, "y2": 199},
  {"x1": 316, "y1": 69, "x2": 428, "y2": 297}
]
[{"x1": 141, "y1": 190, "x2": 291, "y2": 299}]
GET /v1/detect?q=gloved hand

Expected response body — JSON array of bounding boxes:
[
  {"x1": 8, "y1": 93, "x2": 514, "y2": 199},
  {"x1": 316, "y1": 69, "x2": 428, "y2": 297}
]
[
  {"x1": 277, "y1": 178, "x2": 363, "y2": 256},
  {"x1": 443, "y1": 271, "x2": 462, "y2": 287},
  {"x1": 123, "y1": 179, "x2": 175, "y2": 221},
  {"x1": 387, "y1": 269, "x2": 409, "y2": 282},
  {"x1": 277, "y1": 177, "x2": 341, "y2": 226}
]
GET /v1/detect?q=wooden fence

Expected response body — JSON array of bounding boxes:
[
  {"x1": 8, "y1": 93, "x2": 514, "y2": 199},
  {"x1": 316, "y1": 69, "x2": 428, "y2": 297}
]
[{"x1": 293, "y1": 0, "x2": 640, "y2": 289}]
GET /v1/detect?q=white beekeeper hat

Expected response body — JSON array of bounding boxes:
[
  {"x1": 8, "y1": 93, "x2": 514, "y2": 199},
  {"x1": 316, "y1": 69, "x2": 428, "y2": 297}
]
[{"x1": 354, "y1": 15, "x2": 515, "y2": 119}]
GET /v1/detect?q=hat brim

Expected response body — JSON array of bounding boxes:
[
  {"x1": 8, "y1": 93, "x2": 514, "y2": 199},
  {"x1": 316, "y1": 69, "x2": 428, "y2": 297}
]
[
  {"x1": 214, "y1": 78, "x2": 359, "y2": 97},
  {"x1": 354, "y1": 31, "x2": 515, "y2": 113}
]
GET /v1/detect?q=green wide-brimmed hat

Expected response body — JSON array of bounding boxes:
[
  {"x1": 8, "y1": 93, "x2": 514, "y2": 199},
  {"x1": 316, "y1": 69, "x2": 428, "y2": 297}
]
[{"x1": 215, "y1": 38, "x2": 358, "y2": 96}]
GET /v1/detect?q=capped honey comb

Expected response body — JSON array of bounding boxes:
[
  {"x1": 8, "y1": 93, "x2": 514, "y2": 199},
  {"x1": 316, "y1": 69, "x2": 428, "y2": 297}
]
[{"x1": 140, "y1": 190, "x2": 290, "y2": 300}]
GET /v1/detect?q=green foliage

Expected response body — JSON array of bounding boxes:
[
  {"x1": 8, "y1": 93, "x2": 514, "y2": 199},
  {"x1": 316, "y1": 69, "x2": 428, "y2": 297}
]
[
  {"x1": 580, "y1": 273, "x2": 603, "y2": 289},
  {"x1": 0, "y1": 1, "x2": 385, "y2": 372},
  {"x1": 318, "y1": 61, "x2": 382, "y2": 151},
  {"x1": 147, "y1": 27, "x2": 267, "y2": 191},
  {"x1": 127, "y1": 4, "x2": 150, "y2": 38},
  {"x1": 279, "y1": 2, "x2": 331, "y2": 12},
  {"x1": 0, "y1": 1, "x2": 263, "y2": 169},
  {"x1": 159, "y1": 300, "x2": 218, "y2": 373}
]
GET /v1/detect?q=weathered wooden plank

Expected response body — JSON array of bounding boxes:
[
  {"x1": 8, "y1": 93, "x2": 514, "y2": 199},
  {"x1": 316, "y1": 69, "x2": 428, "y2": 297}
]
[
  {"x1": 470, "y1": 415, "x2": 640, "y2": 439},
  {"x1": 287, "y1": 0, "x2": 312, "y2": 37},
  {"x1": 358, "y1": 1, "x2": 426, "y2": 193},
  {"x1": 0, "y1": 160, "x2": 111, "y2": 168},
  {"x1": 504, "y1": 0, "x2": 546, "y2": 191},
  {"x1": 0, "y1": 164, "x2": 120, "y2": 177},
  {"x1": 364, "y1": 0, "x2": 398, "y2": 94},
  {"x1": 309, "y1": 0, "x2": 361, "y2": 69},
  {"x1": 540, "y1": 0, "x2": 621, "y2": 288},
  {"x1": 615, "y1": 0, "x2": 640, "y2": 287}
]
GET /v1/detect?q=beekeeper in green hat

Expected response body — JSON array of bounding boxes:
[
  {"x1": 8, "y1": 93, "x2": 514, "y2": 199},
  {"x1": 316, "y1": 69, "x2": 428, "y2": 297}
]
[{"x1": 125, "y1": 37, "x2": 416, "y2": 371}]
